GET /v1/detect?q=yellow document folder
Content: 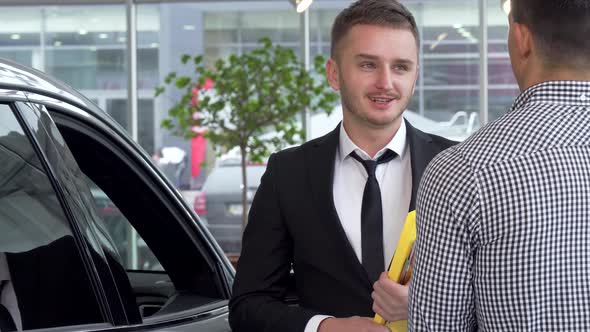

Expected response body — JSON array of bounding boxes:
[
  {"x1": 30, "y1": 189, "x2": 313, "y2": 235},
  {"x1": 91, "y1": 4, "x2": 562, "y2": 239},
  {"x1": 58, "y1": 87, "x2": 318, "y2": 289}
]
[{"x1": 373, "y1": 210, "x2": 416, "y2": 332}]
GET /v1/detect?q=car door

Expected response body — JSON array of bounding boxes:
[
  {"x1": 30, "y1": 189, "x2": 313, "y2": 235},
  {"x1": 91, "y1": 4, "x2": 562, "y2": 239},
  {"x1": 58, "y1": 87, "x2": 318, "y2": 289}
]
[
  {"x1": 0, "y1": 102, "x2": 117, "y2": 331},
  {"x1": 12, "y1": 98, "x2": 233, "y2": 331},
  {"x1": 41, "y1": 100, "x2": 234, "y2": 331}
]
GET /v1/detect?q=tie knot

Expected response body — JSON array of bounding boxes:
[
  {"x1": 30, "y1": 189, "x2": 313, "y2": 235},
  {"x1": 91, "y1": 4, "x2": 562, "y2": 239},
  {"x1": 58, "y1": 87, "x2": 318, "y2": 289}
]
[{"x1": 350, "y1": 149, "x2": 397, "y2": 177}]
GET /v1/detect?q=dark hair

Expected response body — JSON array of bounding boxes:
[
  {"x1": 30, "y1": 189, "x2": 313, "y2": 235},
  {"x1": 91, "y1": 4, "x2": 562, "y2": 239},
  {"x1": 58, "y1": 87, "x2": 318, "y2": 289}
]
[
  {"x1": 512, "y1": 0, "x2": 590, "y2": 67},
  {"x1": 330, "y1": 0, "x2": 419, "y2": 59}
]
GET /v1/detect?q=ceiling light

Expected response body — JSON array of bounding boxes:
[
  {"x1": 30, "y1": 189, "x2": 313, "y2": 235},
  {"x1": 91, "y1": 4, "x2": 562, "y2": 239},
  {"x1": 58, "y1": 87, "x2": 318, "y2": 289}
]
[
  {"x1": 452, "y1": 23, "x2": 463, "y2": 29},
  {"x1": 437, "y1": 32, "x2": 448, "y2": 42},
  {"x1": 289, "y1": 0, "x2": 313, "y2": 13},
  {"x1": 99, "y1": 33, "x2": 108, "y2": 39},
  {"x1": 118, "y1": 36, "x2": 126, "y2": 43},
  {"x1": 10, "y1": 34, "x2": 21, "y2": 40},
  {"x1": 79, "y1": 29, "x2": 88, "y2": 35},
  {"x1": 150, "y1": 43, "x2": 159, "y2": 48},
  {"x1": 502, "y1": 0, "x2": 511, "y2": 15},
  {"x1": 429, "y1": 32, "x2": 448, "y2": 51},
  {"x1": 183, "y1": 25, "x2": 196, "y2": 31},
  {"x1": 54, "y1": 41, "x2": 62, "y2": 46}
]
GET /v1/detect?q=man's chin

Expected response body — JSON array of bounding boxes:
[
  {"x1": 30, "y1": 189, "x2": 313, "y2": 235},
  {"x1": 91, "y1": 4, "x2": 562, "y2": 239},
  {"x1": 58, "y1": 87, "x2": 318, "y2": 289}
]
[
  {"x1": 367, "y1": 109, "x2": 403, "y2": 123},
  {"x1": 364, "y1": 116, "x2": 401, "y2": 129}
]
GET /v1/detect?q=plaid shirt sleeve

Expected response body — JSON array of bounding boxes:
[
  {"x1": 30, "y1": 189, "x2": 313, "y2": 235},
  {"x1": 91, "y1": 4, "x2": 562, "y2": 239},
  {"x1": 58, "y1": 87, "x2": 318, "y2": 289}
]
[{"x1": 409, "y1": 146, "x2": 480, "y2": 332}]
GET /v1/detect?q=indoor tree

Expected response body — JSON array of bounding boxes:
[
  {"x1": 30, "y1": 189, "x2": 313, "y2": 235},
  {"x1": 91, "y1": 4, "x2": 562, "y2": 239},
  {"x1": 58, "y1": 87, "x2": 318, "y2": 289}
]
[{"x1": 155, "y1": 38, "x2": 338, "y2": 228}]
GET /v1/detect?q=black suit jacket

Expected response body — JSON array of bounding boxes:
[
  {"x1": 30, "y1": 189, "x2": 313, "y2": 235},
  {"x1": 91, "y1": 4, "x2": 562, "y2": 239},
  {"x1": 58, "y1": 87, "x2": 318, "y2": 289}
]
[{"x1": 229, "y1": 121, "x2": 455, "y2": 332}]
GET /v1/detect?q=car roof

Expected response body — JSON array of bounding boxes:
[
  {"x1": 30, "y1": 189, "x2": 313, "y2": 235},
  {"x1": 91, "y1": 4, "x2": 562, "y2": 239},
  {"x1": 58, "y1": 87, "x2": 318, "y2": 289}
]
[
  {"x1": 0, "y1": 57, "x2": 141, "y2": 152},
  {"x1": 0, "y1": 57, "x2": 108, "y2": 120}
]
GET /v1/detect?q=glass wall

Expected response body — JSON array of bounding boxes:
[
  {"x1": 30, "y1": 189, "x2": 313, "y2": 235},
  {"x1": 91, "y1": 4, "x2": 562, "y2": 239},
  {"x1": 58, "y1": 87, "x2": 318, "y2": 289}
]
[
  {"x1": 0, "y1": 4, "x2": 158, "y2": 155},
  {"x1": 0, "y1": 0, "x2": 518, "y2": 255}
]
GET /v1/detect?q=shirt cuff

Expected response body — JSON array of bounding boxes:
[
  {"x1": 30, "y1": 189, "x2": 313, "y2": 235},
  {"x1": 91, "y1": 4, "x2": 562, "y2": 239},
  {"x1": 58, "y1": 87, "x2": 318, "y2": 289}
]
[{"x1": 304, "y1": 315, "x2": 333, "y2": 332}]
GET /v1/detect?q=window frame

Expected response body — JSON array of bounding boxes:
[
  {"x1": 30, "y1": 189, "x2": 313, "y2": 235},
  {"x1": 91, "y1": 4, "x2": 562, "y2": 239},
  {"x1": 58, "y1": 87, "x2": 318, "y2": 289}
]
[
  {"x1": 47, "y1": 101, "x2": 233, "y2": 326},
  {"x1": 4, "y1": 101, "x2": 118, "y2": 328}
]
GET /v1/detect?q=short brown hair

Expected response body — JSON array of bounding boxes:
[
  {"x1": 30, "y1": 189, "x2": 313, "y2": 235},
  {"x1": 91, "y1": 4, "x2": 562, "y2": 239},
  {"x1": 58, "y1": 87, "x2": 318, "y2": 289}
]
[
  {"x1": 330, "y1": 0, "x2": 419, "y2": 59},
  {"x1": 512, "y1": 0, "x2": 590, "y2": 67}
]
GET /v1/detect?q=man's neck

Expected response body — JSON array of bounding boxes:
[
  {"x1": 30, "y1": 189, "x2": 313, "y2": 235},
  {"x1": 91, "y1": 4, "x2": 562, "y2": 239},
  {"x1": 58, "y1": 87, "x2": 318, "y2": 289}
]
[
  {"x1": 521, "y1": 63, "x2": 590, "y2": 90},
  {"x1": 342, "y1": 118, "x2": 401, "y2": 158}
]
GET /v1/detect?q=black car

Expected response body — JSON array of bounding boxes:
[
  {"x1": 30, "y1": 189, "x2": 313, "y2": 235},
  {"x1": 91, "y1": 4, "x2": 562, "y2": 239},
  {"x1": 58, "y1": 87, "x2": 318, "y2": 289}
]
[
  {"x1": 0, "y1": 58, "x2": 233, "y2": 331},
  {"x1": 201, "y1": 159, "x2": 266, "y2": 254}
]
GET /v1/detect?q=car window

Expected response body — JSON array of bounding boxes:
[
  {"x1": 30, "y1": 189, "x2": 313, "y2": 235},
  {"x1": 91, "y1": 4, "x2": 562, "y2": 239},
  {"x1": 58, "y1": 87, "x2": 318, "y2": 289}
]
[
  {"x1": 16, "y1": 101, "x2": 142, "y2": 325},
  {"x1": 50, "y1": 106, "x2": 228, "y2": 323},
  {"x1": 0, "y1": 103, "x2": 105, "y2": 330},
  {"x1": 85, "y1": 177, "x2": 164, "y2": 271}
]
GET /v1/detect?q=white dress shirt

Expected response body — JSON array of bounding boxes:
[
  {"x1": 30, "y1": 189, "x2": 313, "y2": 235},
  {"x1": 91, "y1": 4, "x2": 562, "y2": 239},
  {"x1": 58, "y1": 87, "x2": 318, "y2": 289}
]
[
  {"x1": 305, "y1": 121, "x2": 412, "y2": 332},
  {"x1": 0, "y1": 253, "x2": 22, "y2": 331}
]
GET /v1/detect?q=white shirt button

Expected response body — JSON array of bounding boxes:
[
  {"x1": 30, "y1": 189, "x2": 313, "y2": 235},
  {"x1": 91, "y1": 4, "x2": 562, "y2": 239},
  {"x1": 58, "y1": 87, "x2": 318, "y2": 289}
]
[{"x1": 581, "y1": 93, "x2": 587, "y2": 101}]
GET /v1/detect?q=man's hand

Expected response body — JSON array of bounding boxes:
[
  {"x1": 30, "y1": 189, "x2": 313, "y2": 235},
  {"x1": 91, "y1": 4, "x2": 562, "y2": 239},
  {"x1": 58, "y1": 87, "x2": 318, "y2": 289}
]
[
  {"x1": 371, "y1": 272, "x2": 409, "y2": 322},
  {"x1": 318, "y1": 316, "x2": 389, "y2": 332}
]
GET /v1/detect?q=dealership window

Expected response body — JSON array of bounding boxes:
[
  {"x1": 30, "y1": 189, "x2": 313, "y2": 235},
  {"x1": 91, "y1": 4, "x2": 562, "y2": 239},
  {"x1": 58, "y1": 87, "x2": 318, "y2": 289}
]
[
  {"x1": 0, "y1": 5, "x2": 158, "y2": 158},
  {"x1": 0, "y1": 0, "x2": 520, "y2": 255}
]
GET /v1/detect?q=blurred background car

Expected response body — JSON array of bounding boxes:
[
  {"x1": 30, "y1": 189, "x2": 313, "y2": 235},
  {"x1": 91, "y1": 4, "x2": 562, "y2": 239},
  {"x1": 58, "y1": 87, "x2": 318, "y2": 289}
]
[{"x1": 199, "y1": 157, "x2": 266, "y2": 254}]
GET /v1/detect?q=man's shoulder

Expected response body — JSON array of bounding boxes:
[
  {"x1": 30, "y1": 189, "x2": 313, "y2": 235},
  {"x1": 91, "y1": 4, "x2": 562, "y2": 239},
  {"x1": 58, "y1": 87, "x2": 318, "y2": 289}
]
[
  {"x1": 426, "y1": 132, "x2": 458, "y2": 150},
  {"x1": 406, "y1": 121, "x2": 458, "y2": 150},
  {"x1": 272, "y1": 128, "x2": 337, "y2": 160}
]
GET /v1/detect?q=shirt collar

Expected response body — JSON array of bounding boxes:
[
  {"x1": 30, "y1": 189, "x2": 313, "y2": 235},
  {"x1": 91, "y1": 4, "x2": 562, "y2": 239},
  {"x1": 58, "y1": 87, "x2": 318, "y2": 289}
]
[
  {"x1": 338, "y1": 120, "x2": 407, "y2": 162},
  {"x1": 511, "y1": 80, "x2": 590, "y2": 112},
  {"x1": 0, "y1": 252, "x2": 9, "y2": 282}
]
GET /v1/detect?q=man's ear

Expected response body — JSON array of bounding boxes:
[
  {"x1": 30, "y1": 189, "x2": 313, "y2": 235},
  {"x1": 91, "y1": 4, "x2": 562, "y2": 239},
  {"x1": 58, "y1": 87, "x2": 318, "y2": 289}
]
[
  {"x1": 513, "y1": 21, "x2": 533, "y2": 61},
  {"x1": 326, "y1": 57, "x2": 340, "y2": 91}
]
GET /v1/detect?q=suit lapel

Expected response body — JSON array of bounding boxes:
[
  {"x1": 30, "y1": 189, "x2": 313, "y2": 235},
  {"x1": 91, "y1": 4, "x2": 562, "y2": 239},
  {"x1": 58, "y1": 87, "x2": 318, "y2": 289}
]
[
  {"x1": 405, "y1": 119, "x2": 437, "y2": 212},
  {"x1": 304, "y1": 124, "x2": 373, "y2": 289}
]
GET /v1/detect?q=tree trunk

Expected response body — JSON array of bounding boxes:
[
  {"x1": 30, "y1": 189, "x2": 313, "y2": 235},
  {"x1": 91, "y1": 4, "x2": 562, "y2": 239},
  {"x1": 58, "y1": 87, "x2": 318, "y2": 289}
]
[{"x1": 240, "y1": 145, "x2": 248, "y2": 230}]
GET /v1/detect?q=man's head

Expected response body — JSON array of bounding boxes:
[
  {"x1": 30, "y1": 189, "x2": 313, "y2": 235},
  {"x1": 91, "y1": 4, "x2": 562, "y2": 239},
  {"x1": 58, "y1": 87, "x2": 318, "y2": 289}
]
[
  {"x1": 508, "y1": 0, "x2": 590, "y2": 89},
  {"x1": 326, "y1": 0, "x2": 420, "y2": 134},
  {"x1": 330, "y1": 0, "x2": 419, "y2": 60}
]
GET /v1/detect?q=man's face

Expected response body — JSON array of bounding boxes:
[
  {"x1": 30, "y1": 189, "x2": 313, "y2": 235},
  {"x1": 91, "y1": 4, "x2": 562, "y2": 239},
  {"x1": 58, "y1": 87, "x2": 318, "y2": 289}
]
[{"x1": 327, "y1": 24, "x2": 418, "y2": 130}]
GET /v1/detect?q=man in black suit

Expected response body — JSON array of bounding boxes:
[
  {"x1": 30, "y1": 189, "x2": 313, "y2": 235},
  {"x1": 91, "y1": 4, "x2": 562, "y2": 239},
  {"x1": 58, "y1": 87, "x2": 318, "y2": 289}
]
[{"x1": 229, "y1": 1, "x2": 455, "y2": 331}]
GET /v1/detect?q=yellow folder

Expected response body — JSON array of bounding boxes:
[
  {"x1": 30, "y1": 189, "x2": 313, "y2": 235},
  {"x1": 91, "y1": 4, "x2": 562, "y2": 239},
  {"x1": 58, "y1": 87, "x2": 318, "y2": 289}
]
[{"x1": 373, "y1": 210, "x2": 417, "y2": 332}]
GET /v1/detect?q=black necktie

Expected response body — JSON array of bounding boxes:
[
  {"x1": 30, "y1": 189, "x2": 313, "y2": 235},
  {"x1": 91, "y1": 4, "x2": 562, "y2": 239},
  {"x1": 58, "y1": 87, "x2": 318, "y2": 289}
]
[
  {"x1": 350, "y1": 149, "x2": 397, "y2": 283},
  {"x1": 0, "y1": 280, "x2": 16, "y2": 332}
]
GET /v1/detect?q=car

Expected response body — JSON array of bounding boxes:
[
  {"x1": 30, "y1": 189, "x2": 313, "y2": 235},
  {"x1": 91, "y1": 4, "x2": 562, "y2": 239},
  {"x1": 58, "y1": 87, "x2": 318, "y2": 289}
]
[
  {"x1": 199, "y1": 158, "x2": 266, "y2": 254},
  {"x1": 0, "y1": 58, "x2": 234, "y2": 331}
]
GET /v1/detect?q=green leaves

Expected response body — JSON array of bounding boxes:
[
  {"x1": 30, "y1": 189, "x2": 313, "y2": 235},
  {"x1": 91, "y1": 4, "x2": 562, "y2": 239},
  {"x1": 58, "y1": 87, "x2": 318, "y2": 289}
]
[
  {"x1": 155, "y1": 39, "x2": 339, "y2": 227},
  {"x1": 154, "y1": 86, "x2": 165, "y2": 97},
  {"x1": 175, "y1": 76, "x2": 192, "y2": 89},
  {"x1": 164, "y1": 72, "x2": 177, "y2": 84},
  {"x1": 155, "y1": 38, "x2": 339, "y2": 161},
  {"x1": 193, "y1": 55, "x2": 203, "y2": 65}
]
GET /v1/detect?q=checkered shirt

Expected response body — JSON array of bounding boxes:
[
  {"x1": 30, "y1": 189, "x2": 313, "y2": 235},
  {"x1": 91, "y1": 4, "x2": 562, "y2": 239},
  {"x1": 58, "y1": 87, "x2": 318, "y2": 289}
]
[{"x1": 409, "y1": 81, "x2": 590, "y2": 331}]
